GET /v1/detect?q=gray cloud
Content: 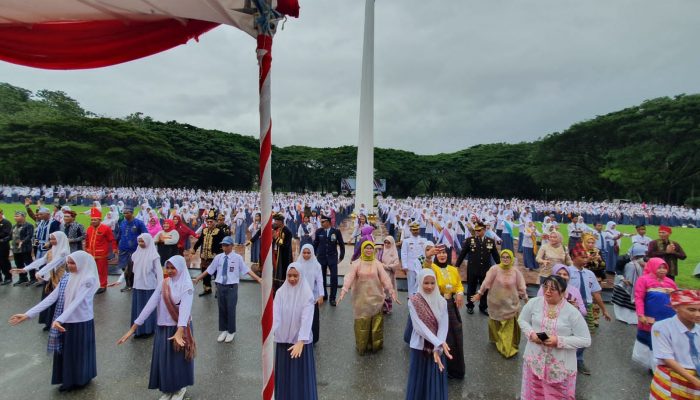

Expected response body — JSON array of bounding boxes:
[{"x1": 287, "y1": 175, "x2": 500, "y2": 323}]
[{"x1": 1, "y1": 1, "x2": 698, "y2": 154}]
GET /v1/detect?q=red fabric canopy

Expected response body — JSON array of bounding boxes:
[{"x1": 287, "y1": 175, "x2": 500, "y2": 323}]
[{"x1": 0, "y1": 19, "x2": 219, "y2": 70}]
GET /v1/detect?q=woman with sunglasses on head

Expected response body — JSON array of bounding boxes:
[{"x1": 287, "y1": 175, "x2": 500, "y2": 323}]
[
  {"x1": 427, "y1": 244, "x2": 465, "y2": 379},
  {"x1": 518, "y1": 275, "x2": 591, "y2": 399}
]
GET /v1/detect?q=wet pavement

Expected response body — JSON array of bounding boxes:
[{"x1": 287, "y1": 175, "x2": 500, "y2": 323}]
[{"x1": 1, "y1": 274, "x2": 651, "y2": 400}]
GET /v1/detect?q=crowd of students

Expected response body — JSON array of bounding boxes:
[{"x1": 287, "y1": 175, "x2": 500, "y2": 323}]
[{"x1": 1, "y1": 189, "x2": 698, "y2": 399}]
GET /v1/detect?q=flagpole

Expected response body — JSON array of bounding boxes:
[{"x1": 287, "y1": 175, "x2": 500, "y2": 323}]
[
  {"x1": 256, "y1": 26, "x2": 275, "y2": 400},
  {"x1": 355, "y1": 0, "x2": 375, "y2": 214}
]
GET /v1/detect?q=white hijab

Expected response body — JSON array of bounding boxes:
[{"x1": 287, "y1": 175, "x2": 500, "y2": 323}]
[
  {"x1": 416, "y1": 268, "x2": 446, "y2": 320},
  {"x1": 274, "y1": 265, "x2": 314, "y2": 344},
  {"x1": 64, "y1": 251, "x2": 99, "y2": 306},
  {"x1": 50, "y1": 231, "x2": 71, "y2": 259},
  {"x1": 165, "y1": 255, "x2": 193, "y2": 303},
  {"x1": 132, "y1": 233, "x2": 161, "y2": 284},
  {"x1": 292, "y1": 244, "x2": 322, "y2": 290}
]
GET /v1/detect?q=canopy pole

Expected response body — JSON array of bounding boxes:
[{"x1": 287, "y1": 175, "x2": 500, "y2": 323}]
[{"x1": 256, "y1": 31, "x2": 274, "y2": 400}]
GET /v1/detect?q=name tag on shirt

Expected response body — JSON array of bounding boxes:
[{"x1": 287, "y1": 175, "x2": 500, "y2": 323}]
[{"x1": 229, "y1": 265, "x2": 235, "y2": 273}]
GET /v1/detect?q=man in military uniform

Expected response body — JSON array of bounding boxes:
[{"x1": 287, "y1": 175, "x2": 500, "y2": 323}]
[
  {"x1": 193, "y1": 210, "x2": 226, "y2": 296},
  {"x1": 455, "y1": 221, "x2": 500, "y2": 315},
  {"x1": 273, "y1": 213, "x2": 293, "y2": 294},
  {"x1": 400, "y1": 221, "x2": 427, "y2": 296},
  {"x1": 313, "y1": 215, "x2": 345, "y2": 306}
]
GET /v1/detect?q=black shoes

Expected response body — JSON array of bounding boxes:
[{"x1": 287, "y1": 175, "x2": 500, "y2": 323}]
[
  {"x1": 330, "y1": 300, "x2": 337, "y2": 307},
  {"x1": 95, "y1": 288, "x2": 106, "y2": 294},
  {"x1": 577, "y1": 361, "x2": 591, "y2": 375},
  {"x1": 199, "y1": 290, "x2": 212, "y2": 297},
  {"x1": 120, "y1": 287, "x2": 132, "y2": 292},
  {"x1": 0, "y1": 279, "x2": 11, "y2": 286}
]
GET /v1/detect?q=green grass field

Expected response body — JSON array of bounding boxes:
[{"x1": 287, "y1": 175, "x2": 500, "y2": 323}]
[
  {"x1": 513, "y1": 223, "x2": 700, "y2": 289},
  {"x1": 2, "y1": 202, "x2": 698, "y2": 288}
]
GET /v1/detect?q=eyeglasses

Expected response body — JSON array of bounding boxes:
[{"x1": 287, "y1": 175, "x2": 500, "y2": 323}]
[{"x1": 542, "y1": 285, "x2": 559, "y2": 293}]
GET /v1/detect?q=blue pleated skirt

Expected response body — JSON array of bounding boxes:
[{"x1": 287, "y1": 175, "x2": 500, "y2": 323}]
[
  {"x1": 404, "y1": 316, "x2": 413, "y2": 344},
  {"x1": 149, "y1": 325, "x2": 195, "y2": 393},
  {"x1": 605, "y1": 250, "x2": 617, "y2": 273},
  {"x1": 38, "y1": 286, "x2": 55, "y2": 329},
  {"x1": 274, "y1": 343, "x2": 318, "y2": 400},
  {"x1": 523, "y1": 247, "x2": 537, "y2": 269},
  {"x1": 251, "y1": 239, "x2": 261, "y2": 263},
  {"x1": 501, "y1": 233, "x2": 514, "y2": 252},
  {"x1": 51, "y1": 319, "x2": 97, "y2": 390},
  {"x1": 132, "y1": 289, "x2": 156, "y2": 336},
  {"x1": 405, "y1": 348, "x2": 447, "y2": 400},
  {"x1": 517, "y1": 232, "x2": 524, "y2": 253}
]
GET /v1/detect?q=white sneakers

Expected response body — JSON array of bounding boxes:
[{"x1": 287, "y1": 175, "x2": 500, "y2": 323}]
[
  {"x1": 159, "y1": 387, "x2": 187, "y2": 400},
  {"x1": 217, "y1": 331, "x2": 235, "y2": 343},
  {"x1": 171, "y1": 387, "x2": 187, "y2": 400}
]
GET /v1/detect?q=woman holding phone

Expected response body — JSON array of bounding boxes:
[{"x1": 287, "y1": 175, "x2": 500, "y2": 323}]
[{"x1": 518, "y1": 276, "x2": 591, "y2": 399}]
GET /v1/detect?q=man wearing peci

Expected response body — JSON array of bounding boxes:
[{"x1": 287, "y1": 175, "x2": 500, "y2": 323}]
[{"x1": 313, "y1": 215, "x2": 345, "y2": 306}]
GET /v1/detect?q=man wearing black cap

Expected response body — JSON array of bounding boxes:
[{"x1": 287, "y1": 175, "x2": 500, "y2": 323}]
[
  {"x1": 455, "y1": 221, "x2": 500, "y2": 315},
  {"x1": 272, "y1": 213, "x2": 293, "y2": 293},
  {"x1": 313, "y1": 215, "x2": 345, "y2": 306},
  {"x1": 193, "y1": 210, "x2": 227, "y2": 296},
  {"x1": 0, "y1": 209, "x2": 12, "y2": 285}
]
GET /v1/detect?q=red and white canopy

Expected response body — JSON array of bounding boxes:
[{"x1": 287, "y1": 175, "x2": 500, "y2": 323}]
[{"x1": 0, "y1": 0, "x2": 299, "y2": 69}]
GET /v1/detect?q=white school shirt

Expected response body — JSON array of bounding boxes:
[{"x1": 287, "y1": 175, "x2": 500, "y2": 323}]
[
  {"x1": 206, "y1": 251, "x2": 250, "y2": 285},
  {"x1": 26, "y1": 277, "x2": 97, "y2": 323},
  {"x1": 651, "y1": 316, "x2": 700, "y2": 370}
]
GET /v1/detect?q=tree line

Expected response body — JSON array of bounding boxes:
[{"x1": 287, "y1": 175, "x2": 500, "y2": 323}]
[{"x1": 0, "y1": 82, "x2": 698, "y2": 205}]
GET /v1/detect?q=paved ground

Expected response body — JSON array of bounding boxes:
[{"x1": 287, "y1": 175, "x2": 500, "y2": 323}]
[{"x1": 1, "y1": 274, "x2": 652, "y2": 400}]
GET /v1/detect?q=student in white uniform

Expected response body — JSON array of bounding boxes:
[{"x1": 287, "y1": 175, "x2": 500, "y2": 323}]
[
  {"x1": 649, "y1": 290, "x2": 700, "y2": 398},
  {"x1": 192, "y1": 236, "x2": 262, "y2": 343},
  {"x1": 9, "y1": 251, "x2": 99, "y2": 392}
]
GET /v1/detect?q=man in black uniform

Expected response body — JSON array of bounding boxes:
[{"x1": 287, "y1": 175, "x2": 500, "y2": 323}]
[
  {"x1": 454, "y1": 221, "x2": 500, "y2": 315},
  {"x1": 313, "y1": 215, "x2": 345, "y2": 306},
  {"x1": 192, "y1": 210, "x2": 226, "y2": 297},
  {"x1": 272, "y1": 213, "x2": 293, "y2": 294}
]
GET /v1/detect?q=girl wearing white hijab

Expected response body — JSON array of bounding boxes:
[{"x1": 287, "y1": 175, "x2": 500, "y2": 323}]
[
  {"x1": 109, "y1": 233, "x2": 163, "y2": 337},
  {"x1": 272, "y1": 265, "x2": 318, "y2": 400},
  {"x1": 406, "y1": 269, "x2": 451, "y2": 400},
  {"x1": 13, "y1": 231, "x2": 71, "y2": 330},
  {"x1": 10, "y1": 251, "x2": 99, "y2": 392},
  {"x1": 118, "y1": 255, "x2": 195, "y2": 400},
  {"x1": 289, "y1": 243, "x2": 324, "y2": 344}
]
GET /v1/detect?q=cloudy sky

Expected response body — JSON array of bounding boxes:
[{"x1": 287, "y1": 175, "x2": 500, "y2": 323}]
[{"x1": 1, "y1": 1, "x2": 699, "y2": 154}]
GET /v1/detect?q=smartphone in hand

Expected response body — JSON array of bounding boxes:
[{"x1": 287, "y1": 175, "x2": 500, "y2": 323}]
[{"x1": 536, "y1": 332, "x2": 549, "y2": 341}]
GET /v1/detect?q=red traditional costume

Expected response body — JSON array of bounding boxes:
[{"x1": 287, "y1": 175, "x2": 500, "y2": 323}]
[{"x1": 86, "y1": 208, "x2": 114, "y2": 288}]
